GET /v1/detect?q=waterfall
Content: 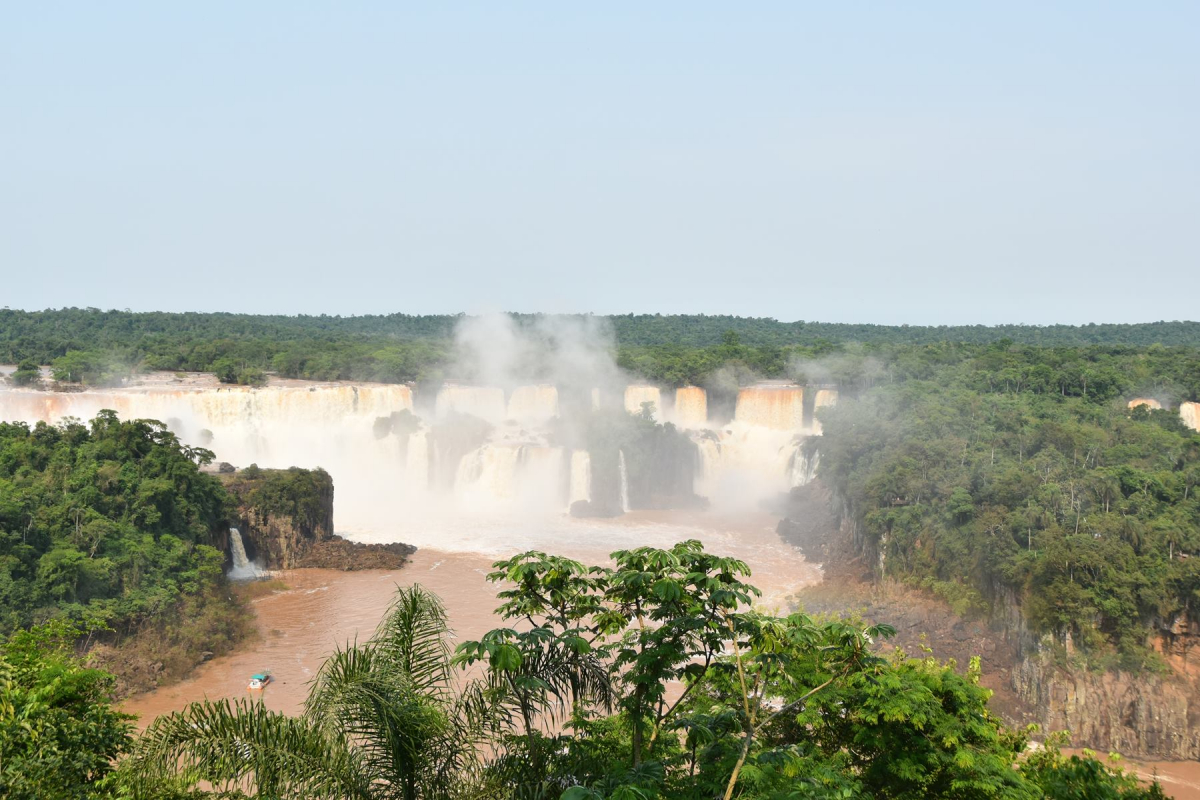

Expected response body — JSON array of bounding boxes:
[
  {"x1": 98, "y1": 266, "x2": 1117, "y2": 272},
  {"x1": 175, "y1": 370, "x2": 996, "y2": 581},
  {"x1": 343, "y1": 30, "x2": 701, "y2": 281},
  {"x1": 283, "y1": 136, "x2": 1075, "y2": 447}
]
[
  {"x1": 568, "y1": 450, "x2": 592, "y2": 508},
  {"x1": 696, "y1": 438, "x2": 721, "y2": 478},
  {"x1": 734, "y1": 385, "x2": 805, "y2": 430},
  {"x1": 514, "y1": 446, "x2": 566, "y2": 510},
  {"x1": 455, "y1": 444, "x2": 523, "y2": 502},
  {"x1": 1178, "y1": 401, "x2": 1198, "y2": 431},
  {"x1": 672, "y1": 386, "x2": 708, "y2": 429},
  {"x1": 0, "y1": 382, "x2": 416, "y2": 527},
  {"x1": 0, "y1": 375, "x2": 841, "y2": 529},
  {"x1": 618, "y1": 450, "x2": 630, "y2": 512},
  {"x1": 507, "y1": 385, "x2": 560, "y2": 422},
  {"x1": 624, "y1": 385, "x2": 662, "y2": 420},
  {"x1": 228, "y1": 528, "x2": 262, "y2": 580},
  {"x1": 810, "y1": 388, "x2": 838, "y2": 434},
  {"x1": 590, "y1": 388, "x2": 602, "y2": 410},
  {"x1": 789, "y1": 448, "x2": 819, "y2": 487},
  {"x1": 435, "y1": 385, "x2": 507, "y2": 423},
  {"x1": 405, "y1": 428, "x2": 430, "y2": 488}
]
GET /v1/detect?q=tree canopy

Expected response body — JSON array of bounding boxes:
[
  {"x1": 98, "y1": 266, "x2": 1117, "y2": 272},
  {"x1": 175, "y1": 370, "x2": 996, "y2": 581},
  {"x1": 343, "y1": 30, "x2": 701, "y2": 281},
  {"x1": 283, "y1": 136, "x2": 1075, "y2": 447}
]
[{"x1": 0, "y1": 412, "x2": 229, "y2": 637}]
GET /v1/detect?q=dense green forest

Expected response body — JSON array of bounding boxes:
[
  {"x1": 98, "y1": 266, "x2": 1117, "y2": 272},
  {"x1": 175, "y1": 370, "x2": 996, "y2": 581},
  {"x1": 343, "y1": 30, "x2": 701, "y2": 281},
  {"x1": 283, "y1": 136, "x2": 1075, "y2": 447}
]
[
  {"x1": 3, "y1": 549, "x2": 1164, "y2": 799},
  {"x1": 813, "y1": 344, "x2": 1200, "y2": 669},
  {"x1": 3, "y1": 307, "x2": 1200, "y2": 387},
  {"x1": 0, "y1": 412, "x2": 240, "y2": 642},
  {"x1": 2, "y1": 310, "x2": 1199, "y2": 795}
]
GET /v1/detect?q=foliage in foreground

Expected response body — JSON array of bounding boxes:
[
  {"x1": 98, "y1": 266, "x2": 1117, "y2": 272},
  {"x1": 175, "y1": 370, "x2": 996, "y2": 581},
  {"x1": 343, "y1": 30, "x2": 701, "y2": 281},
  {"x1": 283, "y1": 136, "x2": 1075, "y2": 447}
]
[
  {"x1": 119, "y1": 542, "x2": 1161, "y2": 800},
  {"x1": 0, "y1": 621, "x2": 133, "y2": 800}
]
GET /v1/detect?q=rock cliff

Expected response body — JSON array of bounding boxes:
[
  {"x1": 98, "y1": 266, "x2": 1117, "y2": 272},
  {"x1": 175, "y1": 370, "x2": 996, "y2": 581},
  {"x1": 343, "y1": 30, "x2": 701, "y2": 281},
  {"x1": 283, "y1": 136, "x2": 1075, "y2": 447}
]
[
  {"x1": 222, "y1": 466, "x2": 414, "y2": 571},
  {"x1": 1013, "y1": 651, "x2": 1200, "y2": 759}
]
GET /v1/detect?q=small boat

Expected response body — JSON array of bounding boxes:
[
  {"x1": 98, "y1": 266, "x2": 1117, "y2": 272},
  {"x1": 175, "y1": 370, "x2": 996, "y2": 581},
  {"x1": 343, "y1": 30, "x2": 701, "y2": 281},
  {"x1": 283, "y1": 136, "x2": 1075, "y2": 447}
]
[{"x1": 247, "y1": 672, "x2": 272, "y2": 691}]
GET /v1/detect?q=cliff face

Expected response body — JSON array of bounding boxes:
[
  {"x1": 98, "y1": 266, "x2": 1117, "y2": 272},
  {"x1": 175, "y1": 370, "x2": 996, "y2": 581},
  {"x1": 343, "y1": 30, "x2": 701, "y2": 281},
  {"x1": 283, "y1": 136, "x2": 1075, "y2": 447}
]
[
  {"x1": 1008, "y1": 611, "x2": 1200, "y2": 759},
  {"x1": 222, "y1": 466, "x2": 415, "y2": 571},
  {"x1": 223, "y1": 467, "x2": 335, "y2": 569},
  {"x1": 788, "y1": 481, "x2": 1200, "y2": 760},
  {"x1": 1013, "y1": 650, "x2": 1200, "y2": 759}
]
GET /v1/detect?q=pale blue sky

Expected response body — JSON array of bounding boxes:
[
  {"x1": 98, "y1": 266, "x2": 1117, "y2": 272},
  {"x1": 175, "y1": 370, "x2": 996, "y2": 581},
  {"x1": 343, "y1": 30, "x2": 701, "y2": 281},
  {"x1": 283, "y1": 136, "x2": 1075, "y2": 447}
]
[{"x1": 3, "y1": 3, "x2": 1197, "y2": 324}]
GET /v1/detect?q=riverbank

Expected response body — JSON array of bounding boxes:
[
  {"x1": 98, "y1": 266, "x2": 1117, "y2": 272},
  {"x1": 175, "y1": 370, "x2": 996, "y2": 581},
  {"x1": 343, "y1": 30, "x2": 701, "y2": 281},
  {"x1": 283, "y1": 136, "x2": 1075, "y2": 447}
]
[{"x1": 123, "y1": 548, "x2": 502, "y2": 721}]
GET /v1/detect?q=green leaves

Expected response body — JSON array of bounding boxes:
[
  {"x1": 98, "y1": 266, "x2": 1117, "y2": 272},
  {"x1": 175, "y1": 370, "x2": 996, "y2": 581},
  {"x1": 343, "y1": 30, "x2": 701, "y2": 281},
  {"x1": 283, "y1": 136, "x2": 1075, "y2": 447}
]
[
  {"x1": 492, "y1": 643, "x2": 523, "y2": 672},
  {"x1": 561, "y1": 787, "x2": 604, "y2": 800},
  {"x1": 651, "y1": 578, "x2": 682, "y2": 602},
  {"x1": 41, "y1": 543, "x2": 1169, "y2": 800},
  {"x1": 129, "y1": 697, "x2": 370, "y2": 800},
  {"x1": 0, "y1": 621, "x2": 133, "y2": 800}
]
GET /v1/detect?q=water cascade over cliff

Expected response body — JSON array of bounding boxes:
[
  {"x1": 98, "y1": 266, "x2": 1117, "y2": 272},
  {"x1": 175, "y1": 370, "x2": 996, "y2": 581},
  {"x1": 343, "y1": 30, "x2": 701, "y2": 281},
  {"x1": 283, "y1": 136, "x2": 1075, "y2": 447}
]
[
  {"x1": 0, "y1": 383, "x2": 414, "y2": 534},
  {"x1": 507, "y1": 384, "x2": 559, "y2": 423},
  {"x1": 455, "y1": 444, "x2": 525, "y2": 505},
  {"x1": 810, "y1": 389, "x2": 838, "y2": 434},
  {"x1": 679, "y1": 383, "x2": 834, "y2": 506},
  {"x1": 673, "y1": 386, "x2": 708, "y2": 428},
  {"x1": 624, "y1": 385, "x2": 662, "y2": 420},
  {"x1": 227, "y1": 528, "x2": 262, "y2": 580},
  {"x1": 734, "y1": 385, "x2": 805, "y2": 430},
  {"x1": 436, "y1": 384, "x2": 506, "y2": 424},
  {"x1": 618, "y1": 450, "x2": 630, "y2": 512},
  {"x1": 0, "y1": 376, "x2": 835, "y2": 531},
  {"x1": 1182, "y1": 401, "x2": 1199, "y2": 431},
  {"x1": 405, "y1": 428, "x2": 431, "y2": 488},
  {"x1": 568, "y1": 450, "x2": 591, "y2": 508},
  {"x1": 517, "y1": 445, "x2": 568, "y2": 510},
  {"x1": 0, "y1": 383, "x2": 412, "y2": 436}
]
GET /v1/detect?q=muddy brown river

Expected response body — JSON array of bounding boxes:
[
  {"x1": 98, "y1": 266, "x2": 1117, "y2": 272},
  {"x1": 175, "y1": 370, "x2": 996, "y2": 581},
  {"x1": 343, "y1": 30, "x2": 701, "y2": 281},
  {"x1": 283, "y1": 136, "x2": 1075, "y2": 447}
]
[
  {"x1": 125, "y1": 510, "x2": 816, "y2": 720},
  {"x1": 122, "y1": 510, "x2": 1200, "y2": 799}
]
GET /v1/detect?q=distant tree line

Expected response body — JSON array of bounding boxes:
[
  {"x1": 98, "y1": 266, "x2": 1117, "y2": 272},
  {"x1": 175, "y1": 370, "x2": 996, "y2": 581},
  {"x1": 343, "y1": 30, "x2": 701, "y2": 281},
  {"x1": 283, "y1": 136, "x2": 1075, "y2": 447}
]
[{"x1": 3, "y1": 308, "x2": 1200, "y2": 391}]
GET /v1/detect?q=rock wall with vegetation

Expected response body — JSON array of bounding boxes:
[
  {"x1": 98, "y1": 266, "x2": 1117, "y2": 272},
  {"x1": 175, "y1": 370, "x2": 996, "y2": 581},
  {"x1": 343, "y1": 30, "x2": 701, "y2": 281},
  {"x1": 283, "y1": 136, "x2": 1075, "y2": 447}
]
[
  {"x1": 784, "y1": 481, "x2": 1200, "y2": 759},
  {"x1": 222, "y1": 466, "x2": 414, "y2": 570},
  {"x1": 221, "y1": 466, "x2": 335, "y2": 569},
  {"x1": 567, "y1": 407, "x2": 705, "y2": 517}
]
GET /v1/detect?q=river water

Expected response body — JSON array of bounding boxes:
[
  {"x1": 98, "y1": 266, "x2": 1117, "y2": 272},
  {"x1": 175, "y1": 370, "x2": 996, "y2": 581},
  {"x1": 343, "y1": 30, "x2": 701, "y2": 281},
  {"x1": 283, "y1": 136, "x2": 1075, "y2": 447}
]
[
  {"x1": 123, "y1": 510, "x2": 817, "y2": 721},
  {"x1": 120, "y1": 509, "x2": 1200, "y2": 799}
]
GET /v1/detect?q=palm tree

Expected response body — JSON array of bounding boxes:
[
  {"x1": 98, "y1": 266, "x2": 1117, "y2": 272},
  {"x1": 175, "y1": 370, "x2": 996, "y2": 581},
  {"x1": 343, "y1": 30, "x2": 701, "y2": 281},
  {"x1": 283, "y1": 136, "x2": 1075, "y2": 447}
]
[
  {"x1": 126, "y1": 585, "x2": 488, "y2": 800},
  {"x1": 305, "y1": 585, "x2": 490, "y2": 800}
]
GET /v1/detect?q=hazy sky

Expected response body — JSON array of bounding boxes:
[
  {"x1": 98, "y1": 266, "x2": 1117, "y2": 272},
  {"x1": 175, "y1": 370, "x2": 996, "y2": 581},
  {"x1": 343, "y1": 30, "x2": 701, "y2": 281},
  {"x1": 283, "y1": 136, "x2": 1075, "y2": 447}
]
[{"x1": 3, "y1": 3, "x2": 1197, "y2": 324}]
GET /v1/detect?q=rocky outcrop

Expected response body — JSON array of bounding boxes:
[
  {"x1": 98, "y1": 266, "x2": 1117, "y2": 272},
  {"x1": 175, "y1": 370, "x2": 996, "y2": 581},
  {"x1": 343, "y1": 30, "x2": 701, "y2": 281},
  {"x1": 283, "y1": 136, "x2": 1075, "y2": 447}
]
[
  {"x1": 222, "y1": 467, "x2": 335, "y2": 569},
  {"x1": 1005, "y1": 612, "x2": 1200, "y2": 759},
  {"x1": 297, "y1": 538, "x2": 415, "y2": 570},
  {"x1": 222, "y1": 466, "x2": 414, "y2": 571},
  {"x1": 1013, "y1": 653, "x2": 1200, "y2": 759}
]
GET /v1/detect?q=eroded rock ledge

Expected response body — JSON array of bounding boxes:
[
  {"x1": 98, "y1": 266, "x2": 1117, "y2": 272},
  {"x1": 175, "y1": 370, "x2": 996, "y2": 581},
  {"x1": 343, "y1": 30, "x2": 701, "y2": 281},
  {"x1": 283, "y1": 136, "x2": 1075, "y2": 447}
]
[{"x1": 220, "y1": 466, "x2": 415, "y2": 571}]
